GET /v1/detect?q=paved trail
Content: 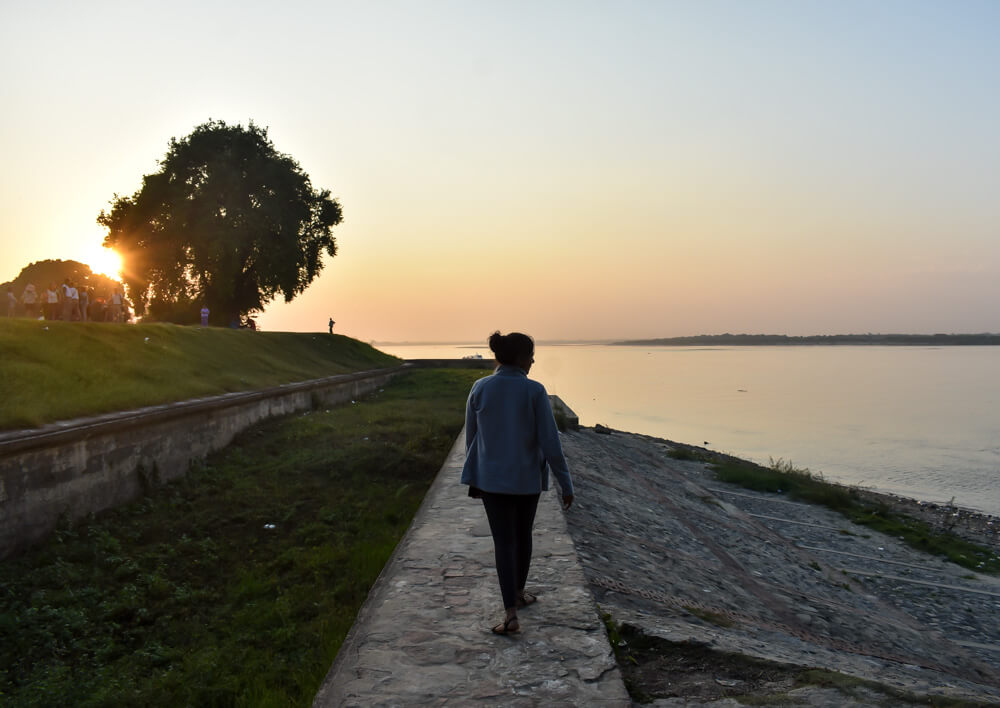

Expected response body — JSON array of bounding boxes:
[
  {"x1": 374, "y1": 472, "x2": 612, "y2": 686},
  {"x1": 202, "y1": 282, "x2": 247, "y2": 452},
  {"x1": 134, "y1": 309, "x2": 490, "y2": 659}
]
[{"x1": 313, "y1": 434, "x2": 629, "y2": 707}]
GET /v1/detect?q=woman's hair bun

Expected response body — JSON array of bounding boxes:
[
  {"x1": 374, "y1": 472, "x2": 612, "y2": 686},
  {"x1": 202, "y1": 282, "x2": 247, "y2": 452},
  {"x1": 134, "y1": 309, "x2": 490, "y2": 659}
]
[{"x1": 488, "y1": 331, "x2": 534, "y2": 366}]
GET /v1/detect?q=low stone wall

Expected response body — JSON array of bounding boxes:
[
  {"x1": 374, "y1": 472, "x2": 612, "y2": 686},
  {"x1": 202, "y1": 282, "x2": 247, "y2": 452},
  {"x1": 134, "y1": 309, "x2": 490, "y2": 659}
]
[
  {"x1": 0, "y1": 365, "x2": 416, "y2": 559},
  {"x1": 549, "y1": 394, "x2": 580, "y2": 430}
]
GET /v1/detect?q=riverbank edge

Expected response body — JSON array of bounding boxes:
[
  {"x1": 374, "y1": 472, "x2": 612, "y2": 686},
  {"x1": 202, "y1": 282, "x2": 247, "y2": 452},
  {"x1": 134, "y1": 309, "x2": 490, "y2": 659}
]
[{"x1": 659, "y1": 435, "x2": 1000, "y2": 555}]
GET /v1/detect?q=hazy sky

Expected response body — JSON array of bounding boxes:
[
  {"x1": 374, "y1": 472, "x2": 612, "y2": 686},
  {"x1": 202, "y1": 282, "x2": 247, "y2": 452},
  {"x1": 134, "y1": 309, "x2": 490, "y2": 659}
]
[{"x1": 2, "y1": 1, "x2": 998, "y2": 341}]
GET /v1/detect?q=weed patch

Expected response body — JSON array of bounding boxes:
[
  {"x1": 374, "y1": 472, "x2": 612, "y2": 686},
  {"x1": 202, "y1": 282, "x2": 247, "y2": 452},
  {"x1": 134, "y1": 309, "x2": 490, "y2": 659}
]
[{"x1": 666, "y1": 446, "x2": 712, "y2": 462}]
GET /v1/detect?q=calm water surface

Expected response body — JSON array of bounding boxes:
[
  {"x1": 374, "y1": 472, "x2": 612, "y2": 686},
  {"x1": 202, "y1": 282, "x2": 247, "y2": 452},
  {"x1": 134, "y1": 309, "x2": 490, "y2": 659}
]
[{"x1": 381, "y1": 344, "x2": 1000, "y2": 516}]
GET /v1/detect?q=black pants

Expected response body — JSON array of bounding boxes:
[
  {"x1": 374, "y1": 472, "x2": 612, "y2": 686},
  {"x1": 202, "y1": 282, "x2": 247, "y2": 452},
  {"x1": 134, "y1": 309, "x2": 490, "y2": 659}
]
[{"x1": 480, "y1": 491, "x2": 541, "y2": 609}]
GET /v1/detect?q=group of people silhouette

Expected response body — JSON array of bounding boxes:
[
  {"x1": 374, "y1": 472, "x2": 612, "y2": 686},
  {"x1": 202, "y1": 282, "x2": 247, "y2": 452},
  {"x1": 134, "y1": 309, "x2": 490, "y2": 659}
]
[{"x1": 5, "y1": 279, "x2": 126, "y2": 322}]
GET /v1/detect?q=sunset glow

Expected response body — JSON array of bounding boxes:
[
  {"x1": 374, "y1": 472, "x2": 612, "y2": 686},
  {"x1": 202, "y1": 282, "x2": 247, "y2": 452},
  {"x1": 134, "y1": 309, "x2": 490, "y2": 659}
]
[
  {"x1": 2, "y1": 2, "x2": 999, "y2": 340},
  {"x1": 83, "y1": 243, "x2": 123, "y2": 279}
]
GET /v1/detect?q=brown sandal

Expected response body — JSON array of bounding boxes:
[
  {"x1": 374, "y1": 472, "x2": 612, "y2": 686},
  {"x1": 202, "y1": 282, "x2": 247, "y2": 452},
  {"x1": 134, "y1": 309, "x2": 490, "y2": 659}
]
[{"x1": 491, "y1": 617, "x2": 520, "y2": 635}]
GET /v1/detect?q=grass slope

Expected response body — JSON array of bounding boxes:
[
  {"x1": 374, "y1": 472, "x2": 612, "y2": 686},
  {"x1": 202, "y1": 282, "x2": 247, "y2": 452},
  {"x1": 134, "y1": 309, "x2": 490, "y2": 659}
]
[
  {"x1": 0, "y1": 319, "x2": 399, "y2": 430},
  {"x1": 0, "y1": 368, "x2": 485, "y2": 707}
]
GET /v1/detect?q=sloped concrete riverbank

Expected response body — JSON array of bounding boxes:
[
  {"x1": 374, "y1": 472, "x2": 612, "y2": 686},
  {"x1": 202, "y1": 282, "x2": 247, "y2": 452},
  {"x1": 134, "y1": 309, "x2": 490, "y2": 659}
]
[
  {"x1": 316, "y1": 423, "x2": 1000, "y2": 706},
  {"x1": 563, "y1": 427, "x2": 1000, "y2": 706}
]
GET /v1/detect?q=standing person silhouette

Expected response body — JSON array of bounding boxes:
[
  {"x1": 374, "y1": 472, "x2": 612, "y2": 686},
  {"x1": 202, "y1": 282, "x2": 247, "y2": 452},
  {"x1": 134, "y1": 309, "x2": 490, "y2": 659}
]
[
  {"x1": 110, "y1": 288, "x2": 124, "y2": 323},
  {"x1": 80, "y1": 287, "x2": 89, "y2": 321},
  {"x1": 60, "y1": 279, "x2": 72, "y2": 320},
  {"x1": 44, "y1": 283, "x2": 58, "y2": 320},
  {"x1": 461, "y1": 331, "x2": 574, "y2": 635},
  {"x1": 66, "y1": 281, "x2": 80, "y2": 321},
  {"x1": 328, "y1": 317, "x2": 335, "y2": 334},
  {"x1": 21, "y1": 283, "x2": 37, "y2": 319}
]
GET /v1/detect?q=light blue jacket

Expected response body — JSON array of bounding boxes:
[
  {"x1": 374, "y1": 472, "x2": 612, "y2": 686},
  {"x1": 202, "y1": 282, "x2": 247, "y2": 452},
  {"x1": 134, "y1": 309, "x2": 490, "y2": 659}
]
[{"x1": 461, "y1": 365, "x2": 574, "y2": 496}]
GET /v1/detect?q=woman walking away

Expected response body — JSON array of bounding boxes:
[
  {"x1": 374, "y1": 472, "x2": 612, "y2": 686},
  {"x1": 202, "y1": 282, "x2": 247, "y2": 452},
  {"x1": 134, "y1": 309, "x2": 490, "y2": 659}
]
[{"x1": 462, "y1": 331, "x2": 574, "y2": 636}]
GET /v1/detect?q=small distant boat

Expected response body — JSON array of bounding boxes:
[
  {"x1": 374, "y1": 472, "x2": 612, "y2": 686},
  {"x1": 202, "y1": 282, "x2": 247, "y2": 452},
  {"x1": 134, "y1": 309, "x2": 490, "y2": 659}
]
[{"x1": 462, "y1": 353, "x2": 483, "y2": 359}]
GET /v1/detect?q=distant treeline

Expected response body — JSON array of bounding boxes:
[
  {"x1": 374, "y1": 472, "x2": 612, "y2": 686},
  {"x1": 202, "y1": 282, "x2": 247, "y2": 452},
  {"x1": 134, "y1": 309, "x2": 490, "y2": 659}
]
[{"x1": 615, "y1": 333, "x2": 1000, "y2": 346}]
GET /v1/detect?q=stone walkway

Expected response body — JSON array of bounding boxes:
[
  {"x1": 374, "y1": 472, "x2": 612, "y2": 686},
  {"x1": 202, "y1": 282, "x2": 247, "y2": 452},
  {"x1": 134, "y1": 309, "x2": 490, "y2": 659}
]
[{"x1": 312, "y1": 434, "x2": 630, "y2": 707}]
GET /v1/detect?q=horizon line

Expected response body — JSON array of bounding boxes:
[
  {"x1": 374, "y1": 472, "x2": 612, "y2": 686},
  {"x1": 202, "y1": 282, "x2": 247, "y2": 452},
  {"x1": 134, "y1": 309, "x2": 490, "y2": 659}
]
[{"x1": 373, "y1": 332, "x2": 1000, "y2": 346}]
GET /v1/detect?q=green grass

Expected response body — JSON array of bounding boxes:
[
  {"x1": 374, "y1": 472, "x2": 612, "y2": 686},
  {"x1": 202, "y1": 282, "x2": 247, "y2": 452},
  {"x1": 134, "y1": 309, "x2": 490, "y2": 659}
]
[
  {"x1": 0, "y1": 319, "x2": 399, "y2": 430},
  {"x1": 666, "y1": 446, "x2": 712, "y2": 462},
  {"x1": 712, "y1": 457, "x2": 1000, "y2": 575},
  {"x1": 0, "y1": 368, "x2": 484, "y2": 707}
]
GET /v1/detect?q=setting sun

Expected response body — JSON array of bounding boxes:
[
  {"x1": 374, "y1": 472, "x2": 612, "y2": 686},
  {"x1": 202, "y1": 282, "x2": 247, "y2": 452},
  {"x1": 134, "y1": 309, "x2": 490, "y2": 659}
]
[{"x1": 84, "y1": 243, "x2": 123, "y2": 279}]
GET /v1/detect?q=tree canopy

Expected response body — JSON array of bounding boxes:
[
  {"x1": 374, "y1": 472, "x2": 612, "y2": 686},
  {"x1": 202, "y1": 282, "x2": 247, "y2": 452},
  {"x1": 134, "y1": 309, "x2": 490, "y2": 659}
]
[
  {"x1": 98, "y1": 120, "x2": 342, "y2": 325},
  {"x1": 1, "y1": 259, "x2": 121, "y2": 299}
]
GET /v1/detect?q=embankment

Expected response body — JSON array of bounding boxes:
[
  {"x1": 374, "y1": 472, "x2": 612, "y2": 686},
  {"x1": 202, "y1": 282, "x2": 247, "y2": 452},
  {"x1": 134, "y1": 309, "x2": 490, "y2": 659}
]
[
  {"x1": 1, "y1": 368, "x2": 485, "y2": 706},
  {"x1": 563, "y1": 426, "x2": 1000, "y2": 705},
  {"x1": 0, "y1": 319, "x2": 398, "y2": 430},
  {"x1": 0, "y1": 366, "x2": 403, "y2": 558},
  {"x1": 0, "y1": 319, "x2": 492, "y2": 557}
]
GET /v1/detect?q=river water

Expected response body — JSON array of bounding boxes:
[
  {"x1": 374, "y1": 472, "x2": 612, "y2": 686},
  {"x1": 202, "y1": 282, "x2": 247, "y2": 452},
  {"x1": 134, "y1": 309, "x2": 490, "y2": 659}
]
[{"x1": 378, "y1": 343, "x2": 1000, "y2": 517}]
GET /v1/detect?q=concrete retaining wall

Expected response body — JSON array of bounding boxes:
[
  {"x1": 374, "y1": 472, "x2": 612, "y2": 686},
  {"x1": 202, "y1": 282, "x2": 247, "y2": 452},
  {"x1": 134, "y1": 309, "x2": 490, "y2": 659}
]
[{"x1": 0, "y1": 366, "x2": 411, "y2": 558}]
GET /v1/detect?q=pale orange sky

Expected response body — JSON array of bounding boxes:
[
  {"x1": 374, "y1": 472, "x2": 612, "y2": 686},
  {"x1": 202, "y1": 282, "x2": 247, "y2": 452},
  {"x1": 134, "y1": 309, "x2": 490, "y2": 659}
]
[{"x1": 2, "y1": 1, "x2": 998, "y2": 341}]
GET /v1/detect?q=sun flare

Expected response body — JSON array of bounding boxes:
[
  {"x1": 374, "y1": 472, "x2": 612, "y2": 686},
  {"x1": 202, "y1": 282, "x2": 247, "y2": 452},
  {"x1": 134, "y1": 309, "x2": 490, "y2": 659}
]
[{"x1": 84, "y1": 243, "x2": 123, "y2": 279}]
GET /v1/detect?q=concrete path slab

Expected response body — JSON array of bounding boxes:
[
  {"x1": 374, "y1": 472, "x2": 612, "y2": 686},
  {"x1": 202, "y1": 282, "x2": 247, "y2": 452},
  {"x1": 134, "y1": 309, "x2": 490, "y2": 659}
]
[{"x1": 313, "y1": 433, "x2": 630, "y2": 707}]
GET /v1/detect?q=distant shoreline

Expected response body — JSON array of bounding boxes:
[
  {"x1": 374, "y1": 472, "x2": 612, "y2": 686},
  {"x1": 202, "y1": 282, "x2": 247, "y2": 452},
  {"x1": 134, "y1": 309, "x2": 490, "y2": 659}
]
[{"x1": 614, "y1": 333, "x2": 1000, "y2": 346}]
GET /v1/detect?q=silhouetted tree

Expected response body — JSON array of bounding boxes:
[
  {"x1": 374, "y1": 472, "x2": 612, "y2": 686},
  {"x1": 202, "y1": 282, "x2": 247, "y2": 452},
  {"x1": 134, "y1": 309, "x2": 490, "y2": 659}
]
[
  {"x1": 1, "y1": 259, "x2": 121, "y2": 301},
  {"x1": 1, "y1": 259, "x2": 126, "y2": 320},
  {"x1": 97, "y1": 120, "x2": 342, "y2": 325}
]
